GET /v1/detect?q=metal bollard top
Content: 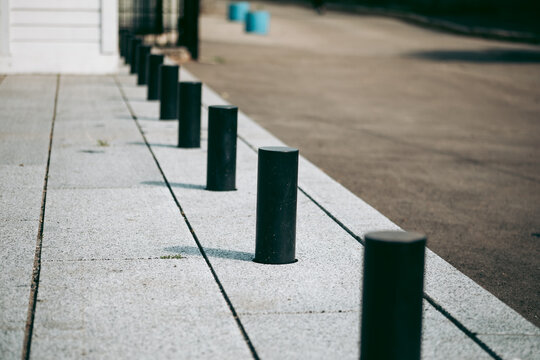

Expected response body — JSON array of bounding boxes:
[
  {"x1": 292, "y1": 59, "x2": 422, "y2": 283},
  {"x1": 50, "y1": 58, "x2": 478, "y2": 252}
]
[
  {"x1": 160, "y1": 64, "x2": 179, "y2": 69},
  {"x1": 209, "y1": 105, "x2": 237, "y2": 111},
  {"x1": 364, "y1": 231, "x2": 426, "y2": 245},
  {"x1": 259, "y1": 146, "x2": 298, "y2": 154}
]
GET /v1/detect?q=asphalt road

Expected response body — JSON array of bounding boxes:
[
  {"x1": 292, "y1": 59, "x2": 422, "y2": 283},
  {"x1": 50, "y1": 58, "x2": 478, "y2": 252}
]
[{"x1": 183, "y1": 1, "x2": 540, "y2": 326}]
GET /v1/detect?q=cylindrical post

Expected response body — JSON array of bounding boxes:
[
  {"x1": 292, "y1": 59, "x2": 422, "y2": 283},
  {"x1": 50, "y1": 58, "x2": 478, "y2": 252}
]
[
  {"x1": 119, "y1": 30, "x2": 127, "y2": 58},
  {"x1": 129, "y1": 38, "x2": 142, "y2": 74},
  {"x1": 137, "y1": 45, "x2": 151, "y2": 85},
  {"x1": 120, "y1": 30, "x2": 130, "y2": 58},
  {"x1": 147, "y1": 54, "x2": 164, "y2": 100},
  {"x1": 183, "y1": 0, "x2": 200, "y2": 60},
  {"x1": 177, "y1": 81, "x2": 202, "y2": 148},
  {"x1": 159, "y1": 64, "x2": 179, "y2": 120},
  {"x1": 254, "y1": 147, "x2": 299, "y2": 264},
  {"x1": 206, "y1": 105, "x2": 237, "y2": 191},
  {"x1": 124, "y1": 34, "x2": 133, "y2": 65},
  {"x1": 360, "y1": 231, "x2": 426, "y2": 360}
]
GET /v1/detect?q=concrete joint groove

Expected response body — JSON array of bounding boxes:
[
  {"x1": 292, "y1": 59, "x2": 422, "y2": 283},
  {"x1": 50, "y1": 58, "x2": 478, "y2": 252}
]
[{"x1": 21, "y1": 74, "x2": 61, "y2": 360}]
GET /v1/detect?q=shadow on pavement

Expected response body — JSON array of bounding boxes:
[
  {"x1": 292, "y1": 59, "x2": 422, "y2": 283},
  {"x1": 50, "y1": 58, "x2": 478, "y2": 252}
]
[
  {"x1": 407, "y1": 48, "x2": 540, "y2": 63},
  {"x1": 164, "y1": 245, "x2": 254, "y2": 262},
  {"x1": 141, "y1": 180, "x2": 205, "y2": 190},
  {"x1": 128, "y1": 141, "x2": 176, "y2": 148}
]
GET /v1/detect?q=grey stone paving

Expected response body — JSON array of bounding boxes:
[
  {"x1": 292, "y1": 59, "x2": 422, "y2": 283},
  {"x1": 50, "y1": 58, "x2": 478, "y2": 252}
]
[
  {"x1": 0, "y1": 67, "x2": 538, "y2": 359},
  {"x1": 0, "y1": 75, "x2": 251, "y2": 359},
  {"x1": 0, "y1": 75, "x2": 57, "y2": 358}
]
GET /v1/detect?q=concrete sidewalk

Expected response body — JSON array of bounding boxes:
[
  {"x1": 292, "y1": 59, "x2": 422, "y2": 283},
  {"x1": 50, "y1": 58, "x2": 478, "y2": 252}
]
[{"x1": 0, "y1": 65, "x2": 538, "y2": 359}]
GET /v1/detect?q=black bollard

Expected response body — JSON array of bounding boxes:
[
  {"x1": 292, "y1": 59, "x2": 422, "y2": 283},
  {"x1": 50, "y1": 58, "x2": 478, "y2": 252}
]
[
  {"x1": 119, "y1": 31, "x2": 125, "y2": 58},
  {"x1": 182, "y1": 0, "x2": 200, "y2": 60},
  {"x1": 159, "y1": 64, "x2": 179, "y2": 120},
  {"x1": 129, "y1": 38, "x2": 142, "y2": 74},
  {"x1": 119, "y1": 30, "x2": 128, "y2": 58},
  {"x1": 124, "y1": 34, "x2": 133, "y2": 65},
  {"x1": 360, "y1": 231, "x2": 426, "y2": 360},
  {"x1": 177, "y1": 81, "x2": 202, "y2": 148},
  {"x1": 254, "y1": 147, "x2": 299, "y2": 264},
  {"x1": 147, "y1": 54, "x2": 164, "y2": 100},
  {"x1": 206, "y1": 105, "x2": 237, "y2": 191},
  {"x1": 137, "y1": 45, "x2": 151, "y2": 85},
  {"x1": 124, "y1": 32, "x2": 133, "y2": 65}
]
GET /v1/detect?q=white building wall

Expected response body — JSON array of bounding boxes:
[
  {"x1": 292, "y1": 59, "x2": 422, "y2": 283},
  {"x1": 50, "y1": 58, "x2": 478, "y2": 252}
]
[{"x1": 0, "y1": 0, "x2": 118, "y2": 74}]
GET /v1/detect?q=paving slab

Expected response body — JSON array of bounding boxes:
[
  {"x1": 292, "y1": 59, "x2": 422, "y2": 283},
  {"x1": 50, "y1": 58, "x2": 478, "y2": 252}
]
[
  {"x1": 477, "y1": 335, "x2": 540, "y2": 360},
  {"x1": 41, "y1": 188, "x2": 192, "y2": 260},
  {"x1": 55, "y1": 76, "x2": 128, "y2": 122},
  {"x1": 0, "y1": 223, "x2": 37, "y2": 359},
  {"x1": 31, "y1": 260, "x2": 251, "y2": 359},
  {"x1": 29, "y1": 74, "x2": 252, "y2": 359},
  {"x1": 0, "y1": 75, "x2": 56, "y2": 359},
  {"x1": 47, "y1": 145, "x2": 165, "y2": 189},
  {"x1": 47, "y1": 75, "x2": 164, "y2": 189},
  {"x1": 0, "y1": 76, "x2": 55, "y2": 166}
]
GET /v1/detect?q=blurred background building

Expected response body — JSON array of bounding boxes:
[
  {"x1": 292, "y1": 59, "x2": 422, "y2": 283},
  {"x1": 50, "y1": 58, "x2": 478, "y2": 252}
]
[
  {"x1": 0, "y1": 0, "x2": 184, "y2": 74},
  {"x1": 0, "y1": 0, "x2": 537, "y2": 74},
  {"x1": 0, "y1": 0, "x2": 119, "y2": 74}
]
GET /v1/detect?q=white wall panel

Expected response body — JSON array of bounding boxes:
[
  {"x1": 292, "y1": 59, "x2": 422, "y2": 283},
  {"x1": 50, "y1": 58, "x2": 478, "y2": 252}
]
[
  {"x1": 101, "y1": 0, "x2": 117, "y2": 54},
  {"x1": 1, "y1": 0, "x2": 119, "y2": 73},
  {"x1": 0, "y1": 0, "x2": 10, "y2": 55},
  {"x1": 10, "y1": 10, "x2": 100, "y2": 26},
  {"x1": 11, "y1": 26, "x2": 100, "y2": 41},
  {"x1": 8, "y1": 42, "x2": 117, "y2": 73},
  {"x1": 10, "y1": 0, "x2": 100, "y2": 10}
]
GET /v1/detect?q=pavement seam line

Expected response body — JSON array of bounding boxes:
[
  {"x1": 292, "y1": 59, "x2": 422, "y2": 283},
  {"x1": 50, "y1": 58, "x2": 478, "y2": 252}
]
[
  {"x1": 423, "y1": 294, "x2": 503, "y2": 360},
  {"x1": 43, "y1": 257, "x2": 173, "y2": 262},
  {"x1": 236, "y1": 134, "x2": 503, "y2": 360},
  {"x1": 21, "y1": 74, "x2": 60, "y2": 360},
  {"x1": 240, "y1": 310, "x2": 357, "y2": 316},
  {"x1": 113, "y1": 76, "x2": 260, "y2": 360}
]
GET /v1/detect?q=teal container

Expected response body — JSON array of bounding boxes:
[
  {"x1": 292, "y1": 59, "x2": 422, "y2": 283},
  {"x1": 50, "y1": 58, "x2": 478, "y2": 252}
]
[
  {"x1": 245, "y1": 11, "x2": 270, "y2": 35},
  {"x1": 228, "y1": 2, "x2": 250, "y2": 22}
]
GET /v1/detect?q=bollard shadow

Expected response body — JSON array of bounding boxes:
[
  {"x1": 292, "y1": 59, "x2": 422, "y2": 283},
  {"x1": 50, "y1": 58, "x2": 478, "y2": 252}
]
[
  {"x1": 141, "y1": 180, "x2": 206, "y2": 190},
  {"x1": 78, "y1": 150, "x2": 105, "y2": 154},
  {"x1": 164, "y1": 245, "x2": 254, "y2": 262},
  {"x1": 116, "y1": 115, "x2": 157, "y2": 121},
  {"x1": 127, "y1": 141, "x2": 177, "y2": 148},
  {"x1": 405, "y1": 48, "x2": 540, "y2": 63},
  {"x1": 129, "y1": 98, "x2": 152, "y2": 102}
]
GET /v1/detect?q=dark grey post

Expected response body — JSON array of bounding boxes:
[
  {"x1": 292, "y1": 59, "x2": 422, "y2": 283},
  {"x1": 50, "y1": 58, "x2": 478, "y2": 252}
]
[
  {"x1": 206, "y1": 105, "x2": 237, "y2": 191},
  {"x1": 183, "y1": 0, "x2": 200, "y2": 60},
  {"x1": 254, "y1": 147, "x2": 299, "y2": 264},
  {"x1": 159, "y1": 64, "x2": 179, "y2": 120},
  {"x1": 147, "y1": 54, "x2": 164, "y2": 100},
  {"x1": 124, "y1": 34, "x2": 133, "y2": 65},
  {"x1": 129, "y1": 38, "x2": 142, "y2": 73},
  {"x1": 137, "y1": 45, "x2": 151, "y2": 85},
  {"x1": 360, "y1": 231, "x2": 426, "y2": 360},
  {"x1": 177, "y1": 81, "x2": 202, "y2": 148},
  {"x1": 119, "y1": 30, "x2": 127, "y2": 58}
]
